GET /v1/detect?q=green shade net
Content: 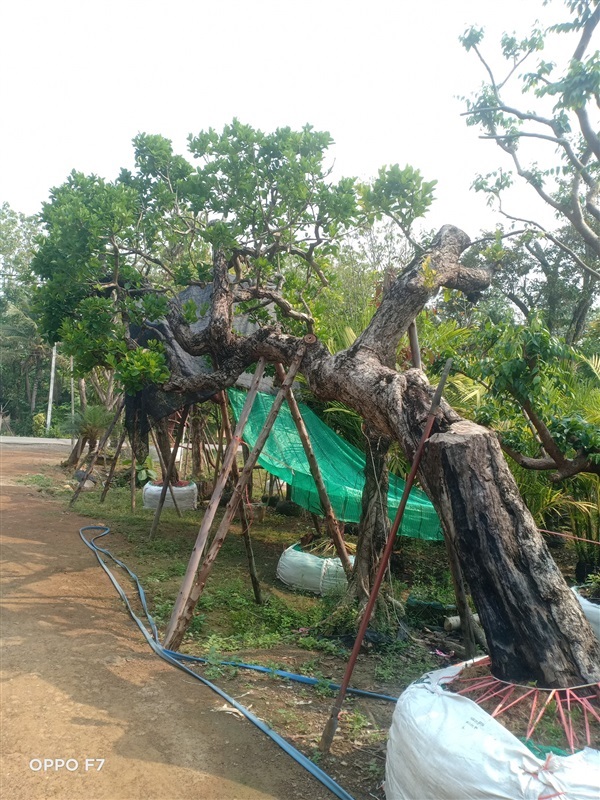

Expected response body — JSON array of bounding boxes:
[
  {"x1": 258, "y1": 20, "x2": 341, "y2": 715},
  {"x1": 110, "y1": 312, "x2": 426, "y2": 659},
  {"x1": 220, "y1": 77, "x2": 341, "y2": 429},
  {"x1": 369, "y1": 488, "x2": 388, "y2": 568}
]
[{"x1": 228, "y1": 389, "x2": 442, "y2": 541}]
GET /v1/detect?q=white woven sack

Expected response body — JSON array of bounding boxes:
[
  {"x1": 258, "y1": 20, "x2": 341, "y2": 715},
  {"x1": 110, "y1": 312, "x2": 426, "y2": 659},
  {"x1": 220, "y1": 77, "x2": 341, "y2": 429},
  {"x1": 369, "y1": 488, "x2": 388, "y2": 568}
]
[
  {"x1": 572, "y1": 587, "x2": 600, "y2": 640},
  {"x1": 276, "y1": 544, "x2": 353, "y2": 595},
  {"x1": 385, "y1": 662, "x2": 600, "y2": 800},
  {"x1": 142, "y1": 481, "x2": 198, "y2": 511}
]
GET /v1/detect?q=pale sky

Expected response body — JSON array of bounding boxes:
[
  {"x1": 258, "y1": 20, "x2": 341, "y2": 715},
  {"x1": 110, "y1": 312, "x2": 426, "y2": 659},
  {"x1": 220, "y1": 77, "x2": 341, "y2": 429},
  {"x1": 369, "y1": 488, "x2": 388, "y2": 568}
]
[{"x1": 0, "y1": 0, "x2": 579, "y2": 237}]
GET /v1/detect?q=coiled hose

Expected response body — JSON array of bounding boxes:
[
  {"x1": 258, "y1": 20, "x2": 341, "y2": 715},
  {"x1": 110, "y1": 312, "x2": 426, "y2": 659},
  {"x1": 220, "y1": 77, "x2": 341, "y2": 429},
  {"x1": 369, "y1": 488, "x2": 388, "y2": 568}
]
[{"x1": 79, "y1": 526, "x2": 397, "y2": 800}]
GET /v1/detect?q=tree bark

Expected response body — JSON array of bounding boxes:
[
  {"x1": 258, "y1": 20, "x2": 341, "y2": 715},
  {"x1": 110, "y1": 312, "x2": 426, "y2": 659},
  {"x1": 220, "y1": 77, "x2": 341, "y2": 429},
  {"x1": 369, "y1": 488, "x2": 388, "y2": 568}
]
[
  {"x1": 63, "y1": 435, "x2": 87, "y2": 468},
  {"x1": 421, "y1": 420, "x2": 600, "y2": 685},
  {"x1": 78, "y1": 378, "x2": 87, "y2": 413}
]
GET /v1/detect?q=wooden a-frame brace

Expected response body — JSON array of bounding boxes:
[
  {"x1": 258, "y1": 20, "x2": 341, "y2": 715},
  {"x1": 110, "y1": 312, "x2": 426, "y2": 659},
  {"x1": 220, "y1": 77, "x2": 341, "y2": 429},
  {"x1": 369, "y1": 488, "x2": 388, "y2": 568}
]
[
  {"x1": 163, "y1": 348, "x2": 307, "y2": 649},
  {"x1": 216, "y1": 390, "x2": 263, "y2": 606},
  {"x1": 149, "y1": 406, "x2": 190, "y2": 539}
]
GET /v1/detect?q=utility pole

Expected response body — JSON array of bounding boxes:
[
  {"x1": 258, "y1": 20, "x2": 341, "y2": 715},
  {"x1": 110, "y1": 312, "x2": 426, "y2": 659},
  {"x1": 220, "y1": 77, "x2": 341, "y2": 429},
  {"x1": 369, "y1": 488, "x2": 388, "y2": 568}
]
[{"x1": 45, "y1": 344, "x2": 57, "y2": 433}]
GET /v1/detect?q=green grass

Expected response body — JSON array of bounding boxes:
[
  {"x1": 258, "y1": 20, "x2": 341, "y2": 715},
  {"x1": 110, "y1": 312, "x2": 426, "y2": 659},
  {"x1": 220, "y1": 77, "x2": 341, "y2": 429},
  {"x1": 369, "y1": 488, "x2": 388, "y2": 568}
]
[
  {"x1": 17, "y1": 474, "x2": 56, "y2": 489},
  {"x1": 71, "y1": 485, "x2": 338, "y2": 650},
  {"x1": 55, "y1": 475, "x2": 465, "y2": 693},
  {"x1": 373, "y1": 643, "x2": 438, "y2": 685}
]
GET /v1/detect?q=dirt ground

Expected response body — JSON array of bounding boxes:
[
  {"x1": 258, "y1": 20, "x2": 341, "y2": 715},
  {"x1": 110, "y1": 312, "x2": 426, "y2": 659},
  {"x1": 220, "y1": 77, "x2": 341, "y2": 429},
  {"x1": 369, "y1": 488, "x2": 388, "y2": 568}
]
[{"x1": 0, "y1": 440, "x2": 342, "y2": 800}]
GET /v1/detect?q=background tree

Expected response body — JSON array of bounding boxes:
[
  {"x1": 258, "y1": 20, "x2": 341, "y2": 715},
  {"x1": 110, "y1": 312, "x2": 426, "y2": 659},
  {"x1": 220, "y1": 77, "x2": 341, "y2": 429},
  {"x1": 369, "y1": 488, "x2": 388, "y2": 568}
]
[
  {"x1": 0, "y1": 203, "x2": 56, "y2": 432},
  {"x1": 446, "y1": 228, "x2": 598, "y2": 342},
  {"x1": 0, "y1": 202, "x2": 40, "y2": 303},
  {"x1": 461, "y1": 0, "x2": 600, "y2": 283}
]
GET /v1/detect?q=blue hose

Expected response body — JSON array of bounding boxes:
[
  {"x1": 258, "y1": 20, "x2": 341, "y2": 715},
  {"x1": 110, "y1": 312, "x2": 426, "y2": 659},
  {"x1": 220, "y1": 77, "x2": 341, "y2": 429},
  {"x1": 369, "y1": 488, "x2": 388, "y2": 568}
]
[
  {"x1": 79, "y1": 526, "x2": 362, "y2": 800},
  {"x1": 163, "y1": 649, "x2": 398, "y2": 703}
]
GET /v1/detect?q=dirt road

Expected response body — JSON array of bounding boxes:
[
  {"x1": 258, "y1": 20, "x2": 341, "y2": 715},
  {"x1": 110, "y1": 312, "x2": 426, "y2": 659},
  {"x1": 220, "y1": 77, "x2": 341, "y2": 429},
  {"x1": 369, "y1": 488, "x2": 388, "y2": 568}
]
[{"x1": 0, "y1": 441, "x2": 335, "y2": 800}]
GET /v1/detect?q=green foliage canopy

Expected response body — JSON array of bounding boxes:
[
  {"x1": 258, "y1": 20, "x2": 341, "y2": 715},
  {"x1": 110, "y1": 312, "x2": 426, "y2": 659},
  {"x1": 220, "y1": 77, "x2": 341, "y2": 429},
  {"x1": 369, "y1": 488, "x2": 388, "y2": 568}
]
[{"x1": 32, "y1": 121, "x2": 436, "y2": 394}]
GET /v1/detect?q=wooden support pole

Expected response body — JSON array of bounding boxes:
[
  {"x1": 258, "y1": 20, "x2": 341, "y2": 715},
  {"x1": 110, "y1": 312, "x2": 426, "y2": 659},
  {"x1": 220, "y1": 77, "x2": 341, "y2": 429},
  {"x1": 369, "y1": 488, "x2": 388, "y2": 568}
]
[
  {"x1": 213, "y1": 407, "x2": 225, "y2": 486},
  {"x1": 274, "y1": 362, "x2": 352, "y2": 575},
  {"x1": 162, "y1": 359, "x2": 267, "y2": 647},
  {"x1": 241, "y1": 442, "x2": 253, "y2": 499},
  {"x1": 443, "y1": 533, "x2": 478, "y2": 659},
  {"x1": 163, "y1": 347, "x2": 306, "y2": 651},
  {"x1": 100, "y1": 428, "x2": 127, "y2": 503},
  {"x1": 69, "y1": 400, "x2": 124, "y2": 507},
  {"x1": 217, "y1": 391, "x2": 262, "y2": 606},
  {"x1": 408, "y1": 321, "x2": 422, "y2": 370},
  {"x1": 202, "y1": 420, "x2": 217, "y2": 471},
  {"x1": 149, "y1": 406, "x2": 190, "y2": 540},
  {"x1": 310, "y1": 513, "x2": 323, "y2": 537},
  {"x1": 190, "y1": 407, "x2": 204, "y2": 479},
  {"x1": 150, "y1": 426, "x2": 183, "y2": 517}
]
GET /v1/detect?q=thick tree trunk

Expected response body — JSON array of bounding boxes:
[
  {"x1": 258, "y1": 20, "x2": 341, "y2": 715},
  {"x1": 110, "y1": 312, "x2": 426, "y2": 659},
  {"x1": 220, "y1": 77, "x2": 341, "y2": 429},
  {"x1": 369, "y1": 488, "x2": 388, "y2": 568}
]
[
  {"x1": 161, "y1": 227, "x2": 600, "y2": 686},
  {"x1": 63, "y1": 435, "x2": 87, "y2": 468},
  {"x1": 78, "y1": 378, "x2": 87, "y2": 412},
  {"x1": 30, "y1": 368, "x2": 40, "y2": 414},
  {"x1": 421, "y1": 420, "x2": 600, "y2": 686},
  {"x1": 304, "y1": 356, "x2": 600, "y2": 687},
  {"x1": 154, "y1": 416, "x2": 179, "y2": 483}
]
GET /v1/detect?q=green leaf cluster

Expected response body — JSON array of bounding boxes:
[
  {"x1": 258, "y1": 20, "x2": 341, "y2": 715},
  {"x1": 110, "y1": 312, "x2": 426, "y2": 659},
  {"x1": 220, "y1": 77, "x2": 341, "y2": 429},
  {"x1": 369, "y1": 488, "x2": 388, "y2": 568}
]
[{"x1": 110, "y1": 343, "x2": 170, "y2": 395}]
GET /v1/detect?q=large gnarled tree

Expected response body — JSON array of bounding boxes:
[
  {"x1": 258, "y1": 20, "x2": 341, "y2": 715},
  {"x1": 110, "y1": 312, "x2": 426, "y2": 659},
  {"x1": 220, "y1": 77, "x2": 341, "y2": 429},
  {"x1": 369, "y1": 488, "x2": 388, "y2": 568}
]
[{"x1": 33, "y1": 121, "x2": 600, "y2": 684}]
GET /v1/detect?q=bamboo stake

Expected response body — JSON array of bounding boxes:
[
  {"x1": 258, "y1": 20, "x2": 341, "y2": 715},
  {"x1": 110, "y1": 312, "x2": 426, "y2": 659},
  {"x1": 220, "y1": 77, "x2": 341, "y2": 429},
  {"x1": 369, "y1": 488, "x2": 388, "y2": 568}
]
[
  {"x1": 274, "y1": 362, "x2": 352, "y2": 575},
  {"x1": 149, "y1": 407, "x2": 190, "y2": 540},
  {"x1": 150, "y1": 426, "x2": 183, "y2": 517},
  {"x1": 318, "y1": 359, "x2": 453, "y2": 754},
  {"x1": 217, "y1": 391, "x2": 262, "y2": 605},
  {"x1": 70, "y1": 400, "x2": 124, "y2": 507},
  {"x1": 100, "y1": 428, "x2": 127, "y2": 503},
  {"x1": 164, "y1": 347, "x2": 306, "y2": 651},
  {"x1": 162, "y1": 358, "x2": 267, "y2": 646}
]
